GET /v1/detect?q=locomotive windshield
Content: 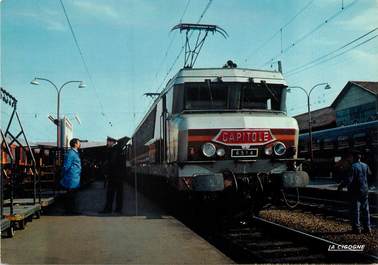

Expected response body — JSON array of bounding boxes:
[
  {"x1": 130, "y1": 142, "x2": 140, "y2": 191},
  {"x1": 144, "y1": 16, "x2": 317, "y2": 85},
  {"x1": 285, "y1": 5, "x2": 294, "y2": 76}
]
[
  {"x1": 184, "y1": 83, "x2": 228, "y2": 110},
  {"x1": 181, "y1": 82, "x2": 284, "y2": 112}
]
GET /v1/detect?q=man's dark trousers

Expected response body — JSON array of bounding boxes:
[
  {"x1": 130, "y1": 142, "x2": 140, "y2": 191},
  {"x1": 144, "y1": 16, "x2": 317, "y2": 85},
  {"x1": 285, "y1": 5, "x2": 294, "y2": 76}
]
[
  {"x1": 351, "y1": 192, "x2": 371, "y2": 231},
  {"x1": 104, "y1": 179, "x2": 123, "y2": 212}
]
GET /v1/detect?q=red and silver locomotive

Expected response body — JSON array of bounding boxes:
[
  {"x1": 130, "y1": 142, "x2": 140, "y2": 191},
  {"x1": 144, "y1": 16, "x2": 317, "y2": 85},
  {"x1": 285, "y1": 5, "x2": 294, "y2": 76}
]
[{"x1": 128, "y1": 64, "x2": 309, "y2": 212}]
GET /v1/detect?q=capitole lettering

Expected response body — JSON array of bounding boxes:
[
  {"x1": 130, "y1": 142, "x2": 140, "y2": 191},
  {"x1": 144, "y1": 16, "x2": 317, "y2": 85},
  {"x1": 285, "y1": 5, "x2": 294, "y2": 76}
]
[{"x1": 215, "y1": 129, "x2": 274, "y2": 145}]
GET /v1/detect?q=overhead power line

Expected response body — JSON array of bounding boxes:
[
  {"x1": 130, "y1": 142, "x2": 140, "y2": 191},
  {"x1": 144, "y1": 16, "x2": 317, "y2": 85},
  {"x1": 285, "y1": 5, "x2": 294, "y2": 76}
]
[
  {"x1": 180, "y1": 0, "x2": 191, "y2": 23},
  {"x1": 156, "y1": 0, "x2": 213, "y2": 92},
  {"x1": 59, "y1": 0, "x2": 113, "y2": 127},
  {"x1": 154, "y1": 0, "x2": 192, "y2": 80},
  {"x1": 285, "y1": 27, "x2": 378, "y2": 75},
  {"x1": 285, "y1": 31, "x2": 378, "y2": 77},
  {"x1": 243, "y1": 0, "x2": 314, "y2": 64},
  {"x1": 262, "y1": 0, "x2": 359, "y2": 67}
]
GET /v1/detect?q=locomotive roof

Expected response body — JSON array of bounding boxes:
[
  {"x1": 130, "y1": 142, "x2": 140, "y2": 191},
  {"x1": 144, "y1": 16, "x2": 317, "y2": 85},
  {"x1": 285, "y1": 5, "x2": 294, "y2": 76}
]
[
  {"x1": 164, "y1": 67, "x2": 287, "y2": 92},
  {"x1": 132, "y1": 67, "x2": 287, "y2": 137}
]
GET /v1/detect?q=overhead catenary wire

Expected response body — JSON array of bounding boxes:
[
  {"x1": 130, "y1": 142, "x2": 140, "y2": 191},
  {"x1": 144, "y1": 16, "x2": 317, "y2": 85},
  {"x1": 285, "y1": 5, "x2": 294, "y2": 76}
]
[
  {"x1": 154, "y1": 0, "x2": 191, "y2": 81},
  {"x1": 285, "y1": 27, "x2": 378, "y2": 75},
  {"x1": 262, "y1": 0, "x2": 359, "y2": 67},
  {"x1": 59, "y1": 0, "x2": 113, "y2": 127},
  {"x1": 155, "y1": 0, "x2": 213, "y2": 92},
  {"x1": 1, "y1": 110, "x2": 53, "y2": 141},
  {"x1": 243, "y1": 0, "x2": 314, "y2": 64},
  {"x1": 179, "y1": 0, "x2": 191, "y2": 23},
  {"x1": 286, "y1": 33, "x2": 378, "y2": 77}
]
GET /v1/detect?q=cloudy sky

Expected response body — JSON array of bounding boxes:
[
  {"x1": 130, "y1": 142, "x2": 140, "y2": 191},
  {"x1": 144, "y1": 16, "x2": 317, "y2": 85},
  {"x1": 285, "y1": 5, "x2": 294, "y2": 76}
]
[{"x1": 1, "y1": 0, "x2": 377, "y2": 142}]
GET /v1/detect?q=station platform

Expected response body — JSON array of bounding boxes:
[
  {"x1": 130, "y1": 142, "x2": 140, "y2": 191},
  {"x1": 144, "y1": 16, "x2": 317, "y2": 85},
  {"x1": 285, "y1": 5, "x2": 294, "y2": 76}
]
[
  {"x1": 298, "y1": 178, "x2": 378, "y2": 219},
  {"x1": 2, "y1": 204, "x2": 42, "y2": 222},
  {"x1": 306, "y1": 178, "x2": 378, "y2": 195},
  {"x1": 1, "y1": 181, "x2": 233, "y2": 264},
  {"x1": 1, "y1": 218, "x2": 11, "y2": 234},
  {"x1": 4, "y1": 197, "x2": 55, "y2": 208}
]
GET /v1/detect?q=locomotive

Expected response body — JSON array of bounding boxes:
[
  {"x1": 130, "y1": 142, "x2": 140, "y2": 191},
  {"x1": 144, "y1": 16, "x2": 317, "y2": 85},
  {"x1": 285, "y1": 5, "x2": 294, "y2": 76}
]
[{"x1": 127, "y1": 64, "x2": 309, "y2": 213}]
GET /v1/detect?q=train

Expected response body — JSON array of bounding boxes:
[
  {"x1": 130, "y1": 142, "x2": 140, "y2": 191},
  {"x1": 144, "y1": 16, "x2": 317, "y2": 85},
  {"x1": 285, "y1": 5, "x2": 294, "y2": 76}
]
[
  {"x1": 126, "y1": 63, "x2": 309, "y2": 214},
  {"x1": 299, "y1": 120, "x2": 378, "y2": 185}
]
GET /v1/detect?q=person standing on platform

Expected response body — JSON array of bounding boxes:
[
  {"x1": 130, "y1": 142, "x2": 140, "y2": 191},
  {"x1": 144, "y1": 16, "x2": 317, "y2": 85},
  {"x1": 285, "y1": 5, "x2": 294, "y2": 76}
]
[
  {"x1": 100, "y1": 138, "x2": 124, "y2": 214},
  {"x1": 60, "y1": 138, "x2": 82, "y2": 215},
  {"x1": 338, "y1": 151, "x2": 372, "y2": 234}
]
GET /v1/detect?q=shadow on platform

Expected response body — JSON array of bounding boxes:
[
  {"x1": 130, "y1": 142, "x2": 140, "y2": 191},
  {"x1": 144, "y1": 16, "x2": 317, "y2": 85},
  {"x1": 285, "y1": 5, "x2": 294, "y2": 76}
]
[{"x1": 45, "y1": 181, "x2": 167, "y2": 219}]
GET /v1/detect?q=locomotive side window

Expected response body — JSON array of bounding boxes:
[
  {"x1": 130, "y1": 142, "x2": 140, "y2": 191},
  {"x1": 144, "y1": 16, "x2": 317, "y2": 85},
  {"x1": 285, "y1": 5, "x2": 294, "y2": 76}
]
[
  {"x1": 134, "y1": 107, "x2": 156, "y2": 147},
  {"x1": 184, "y1": 84, "x2": 228, "y2": 110},
  {"x1": 165, "y1": 89, "x2": 174, "y2": 114}
]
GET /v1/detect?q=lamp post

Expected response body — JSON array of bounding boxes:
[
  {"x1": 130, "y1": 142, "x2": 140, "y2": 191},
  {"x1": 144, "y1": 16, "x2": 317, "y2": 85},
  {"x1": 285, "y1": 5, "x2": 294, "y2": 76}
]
[
  {"x1": 31, "y1": 78, "x2": 85, "y2": 149},
  {"x1": 288, "y1": 83, "x2": 331, "y2": 163}
]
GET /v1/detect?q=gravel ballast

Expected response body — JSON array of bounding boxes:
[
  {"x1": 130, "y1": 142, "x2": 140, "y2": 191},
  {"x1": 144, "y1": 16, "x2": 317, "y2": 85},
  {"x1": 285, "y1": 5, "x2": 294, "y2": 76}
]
[{"x1": 260, "y1": 209, "x2": 378, "y2": 254}]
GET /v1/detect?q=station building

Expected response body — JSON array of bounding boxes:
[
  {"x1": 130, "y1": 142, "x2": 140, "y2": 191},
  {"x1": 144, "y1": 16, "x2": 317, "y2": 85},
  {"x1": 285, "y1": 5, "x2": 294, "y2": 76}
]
[{"x1": 295, "y1": 81, "x2": 378, "y2": 132}]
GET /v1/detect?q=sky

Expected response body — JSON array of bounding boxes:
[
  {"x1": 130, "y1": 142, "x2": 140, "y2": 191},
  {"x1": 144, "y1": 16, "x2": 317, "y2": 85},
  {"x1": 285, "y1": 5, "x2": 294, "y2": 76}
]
[{"x1": 1, "y1": 0, "x2": 377, "y2": 142}]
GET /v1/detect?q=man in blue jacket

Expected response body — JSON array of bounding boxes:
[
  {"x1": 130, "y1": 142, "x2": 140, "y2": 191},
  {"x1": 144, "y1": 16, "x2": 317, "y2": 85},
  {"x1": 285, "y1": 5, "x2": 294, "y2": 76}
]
[
  {"x1": 60, "y1": 138, "x2": 82, "y2": 214},
  {"x1": 338, "y1": 151, "x2": 372, "y2": 234}
]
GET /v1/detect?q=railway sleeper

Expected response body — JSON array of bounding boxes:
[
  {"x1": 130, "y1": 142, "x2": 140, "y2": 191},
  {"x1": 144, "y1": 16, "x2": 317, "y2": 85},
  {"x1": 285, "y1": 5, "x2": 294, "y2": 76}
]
[
  {"x1": 268, "y1": 254, "x2": 327, "y2": 264},
  {"x1": 226, "y1": 231, "x2": 262, "y2": 239},
  {"x1": 257, "y1": 246, "x2": 309, "y2": 256},
  {"x1": 246, "y1": 240, "x2": 295, "y2": 248}
]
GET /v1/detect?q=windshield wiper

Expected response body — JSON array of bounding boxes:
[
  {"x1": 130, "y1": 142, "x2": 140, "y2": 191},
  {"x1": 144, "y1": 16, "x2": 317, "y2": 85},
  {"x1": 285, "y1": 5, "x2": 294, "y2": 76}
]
[
  {"x1": 205, "y1": 79, "x2": 214, "y2": 108},
  {"x1": 261, "y1": 80, "x2": 280, "y2": 104}
]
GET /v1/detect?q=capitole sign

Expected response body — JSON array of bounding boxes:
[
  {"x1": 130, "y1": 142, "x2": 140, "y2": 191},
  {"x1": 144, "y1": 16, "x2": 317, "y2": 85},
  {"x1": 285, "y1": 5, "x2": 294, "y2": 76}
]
[{"x1": 213, "y1": 129, "x2": 275, "y2": 146}]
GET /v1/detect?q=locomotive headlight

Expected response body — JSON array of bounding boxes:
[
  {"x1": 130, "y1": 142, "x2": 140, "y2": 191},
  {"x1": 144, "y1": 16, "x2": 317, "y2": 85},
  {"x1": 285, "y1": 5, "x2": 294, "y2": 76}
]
[
  {"x1": 202, "y1": 142, "x2": 216, "y2": 157},
  {"x1": 265, "y1": 145, "x2": 273, "y2": 156},
  {"x1": 273, "y1": 142, "x2": 286, "y2": 156},
  {"x1": 216, "y1": 148, "x2": 225, "y2": 157}
]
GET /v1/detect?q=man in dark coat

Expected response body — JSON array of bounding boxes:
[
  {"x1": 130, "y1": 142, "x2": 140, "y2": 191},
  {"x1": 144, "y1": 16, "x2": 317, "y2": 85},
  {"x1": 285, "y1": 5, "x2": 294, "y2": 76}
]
[
  {"x1": 99, "y1": 139, "x2": 124, "y2": 214},
  {"x1": 338, "y1": 151, "x2": 372, "y2": 234}
]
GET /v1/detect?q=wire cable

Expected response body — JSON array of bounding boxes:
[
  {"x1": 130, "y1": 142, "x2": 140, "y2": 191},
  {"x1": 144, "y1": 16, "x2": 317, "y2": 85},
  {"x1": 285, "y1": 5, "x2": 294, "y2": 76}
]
[
  {"x1": 243, "y1": 0, "x2": 314, "y2": 64},
  {"x1": 180, "y1": 0, "x2": 191, "y2": 23},
  {"x1": 285, "y1": 27, "x2": 377, "y2": 75},
  {"x1": 262, "y1": 0, "x2": 359, "y2": 67},
  {"x1": 154, "y1": 0, "x2": 191, "y2": 81},
  {"x1": 59, "y1": 0, "x2": 113, "y2": 128},
  {"x1": 286, "y1": 34, "x2": 377, "y2": 77},
  {"x1": 1, "y1": 110, "x2": 53, "y2": 141},
  {"x1": 155, "y1": 0, "x2": 213, "y2": 92}
]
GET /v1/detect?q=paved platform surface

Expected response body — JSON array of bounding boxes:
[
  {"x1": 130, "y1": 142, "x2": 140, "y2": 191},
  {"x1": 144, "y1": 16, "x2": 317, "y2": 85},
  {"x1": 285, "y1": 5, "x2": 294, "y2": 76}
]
[
  {"x1": 307, "y1": 178, "x2": 378, "y2": 195},
  {"x1": 1, "y1": 181, "x2": 233, "y2": 264},
  {"x1": 4, "y1": 197, "x2": 55, "y2": 207}
]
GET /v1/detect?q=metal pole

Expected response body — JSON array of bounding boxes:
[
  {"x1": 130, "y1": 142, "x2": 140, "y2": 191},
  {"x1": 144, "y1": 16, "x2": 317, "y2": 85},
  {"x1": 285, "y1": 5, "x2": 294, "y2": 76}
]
[
  {"x1": 307, "y1": 95, "x2": 313, "y2": 163},
  {"x1": 57, "y1": 90, "x2": 60, "y2": 150},
  {"x1": 307, "y1": 82, "x2": 329, "y2": 165},
  {"x1": 32, "y1": 78, "x2": 83, "y2": 159},
  {"x1": 287, "y1": 84, "x2": 328, "y2": 164}
]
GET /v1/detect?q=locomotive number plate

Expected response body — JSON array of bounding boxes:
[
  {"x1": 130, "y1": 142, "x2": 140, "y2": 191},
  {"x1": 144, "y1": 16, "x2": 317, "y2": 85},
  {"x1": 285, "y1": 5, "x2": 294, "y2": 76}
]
[{"x1": 231, "y1": 148, "x2": 258, "y2": 158}]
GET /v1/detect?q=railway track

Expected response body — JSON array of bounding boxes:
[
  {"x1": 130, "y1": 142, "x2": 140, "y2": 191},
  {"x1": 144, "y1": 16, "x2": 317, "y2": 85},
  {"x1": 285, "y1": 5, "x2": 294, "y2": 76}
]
[
  {"x1": 283, "y1": 192, "x2": 378, "y2": 224},
  {"x1": 215, "y1": 216, "x2": 378, "y2": 264},
  {"x1": 134, "y1": 177, "x2": 377, "y2": 263}
]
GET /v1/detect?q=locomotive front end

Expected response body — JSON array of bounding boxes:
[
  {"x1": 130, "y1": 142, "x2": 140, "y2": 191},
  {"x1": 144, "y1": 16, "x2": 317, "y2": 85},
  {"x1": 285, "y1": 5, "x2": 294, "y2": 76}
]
[{"x1": 167, "y1": 68, "x2": 309, "y2": 196}]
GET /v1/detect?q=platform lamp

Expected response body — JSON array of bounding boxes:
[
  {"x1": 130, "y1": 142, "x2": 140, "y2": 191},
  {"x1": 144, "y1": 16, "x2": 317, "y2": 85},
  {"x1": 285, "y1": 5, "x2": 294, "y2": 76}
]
[
  {"x1": 287, "y1": 83, "x2": 331, "y2": 164},
  {"x1": 30, "y1": 78, "x2": 86, "y2": 151}
]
